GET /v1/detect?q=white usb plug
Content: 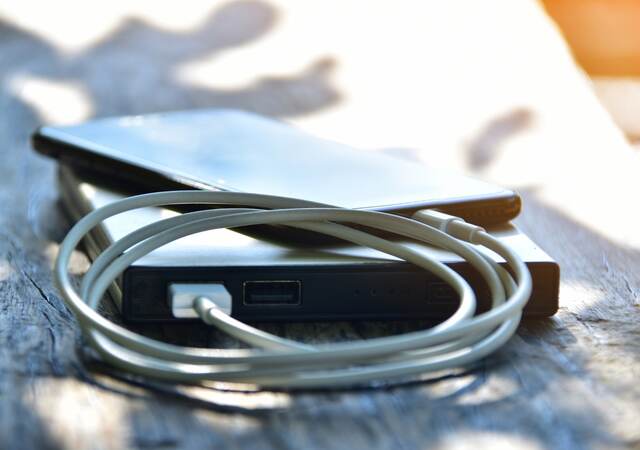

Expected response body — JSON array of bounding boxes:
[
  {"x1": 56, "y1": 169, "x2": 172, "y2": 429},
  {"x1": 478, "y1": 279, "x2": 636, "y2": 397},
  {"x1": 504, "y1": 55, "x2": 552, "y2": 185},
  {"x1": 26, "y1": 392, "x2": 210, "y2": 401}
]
[{"x1": 168, "y1": 283, "x2": 232, "y2": 318}]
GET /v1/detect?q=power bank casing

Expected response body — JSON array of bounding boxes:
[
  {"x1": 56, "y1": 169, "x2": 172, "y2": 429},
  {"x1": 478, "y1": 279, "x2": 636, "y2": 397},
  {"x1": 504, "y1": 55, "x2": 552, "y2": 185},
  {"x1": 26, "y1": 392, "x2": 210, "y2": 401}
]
[{"x1": 58, "y1": 165, "x2": 559, "y2": 322}]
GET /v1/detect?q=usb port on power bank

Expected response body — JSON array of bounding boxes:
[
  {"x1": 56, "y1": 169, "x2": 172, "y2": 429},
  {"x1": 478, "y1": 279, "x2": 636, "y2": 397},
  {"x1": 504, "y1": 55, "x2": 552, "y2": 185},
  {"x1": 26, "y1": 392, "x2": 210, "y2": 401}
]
[{"x1": 243, "y1": 281, "x2": 302, "y2": 306}]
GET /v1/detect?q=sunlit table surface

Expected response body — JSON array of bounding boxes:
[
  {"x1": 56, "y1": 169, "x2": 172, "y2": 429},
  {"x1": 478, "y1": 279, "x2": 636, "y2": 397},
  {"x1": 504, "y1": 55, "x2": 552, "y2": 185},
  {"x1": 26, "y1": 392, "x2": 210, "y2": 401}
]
[{"x1": 1, "y1": 0, "x2": 639, "y2": 449}]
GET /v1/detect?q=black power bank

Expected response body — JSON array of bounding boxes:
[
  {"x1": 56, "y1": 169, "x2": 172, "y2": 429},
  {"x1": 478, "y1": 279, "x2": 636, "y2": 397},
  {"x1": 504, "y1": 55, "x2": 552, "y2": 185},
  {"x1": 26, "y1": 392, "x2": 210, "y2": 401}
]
[{"x1": 58, "y1": 165, "x2": 559, "y2": 322}]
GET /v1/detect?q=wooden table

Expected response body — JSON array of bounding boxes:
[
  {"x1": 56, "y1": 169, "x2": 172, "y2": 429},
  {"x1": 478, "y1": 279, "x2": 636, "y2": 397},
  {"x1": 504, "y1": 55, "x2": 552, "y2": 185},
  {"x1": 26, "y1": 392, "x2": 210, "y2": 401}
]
[{"x1": 1, "y1": 0, "x2": 639, "y2": 448}]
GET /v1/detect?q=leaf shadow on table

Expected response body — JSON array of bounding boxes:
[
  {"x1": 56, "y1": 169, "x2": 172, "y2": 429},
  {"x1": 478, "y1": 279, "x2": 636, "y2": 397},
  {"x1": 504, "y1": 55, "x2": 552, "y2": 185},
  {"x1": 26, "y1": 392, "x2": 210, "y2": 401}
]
[
  {"x1": 14, "y1": 0, "x2": 340, "y2": 121},
  {"x1": 465, "y1": 108, "x2": 533, "y2": 172}
]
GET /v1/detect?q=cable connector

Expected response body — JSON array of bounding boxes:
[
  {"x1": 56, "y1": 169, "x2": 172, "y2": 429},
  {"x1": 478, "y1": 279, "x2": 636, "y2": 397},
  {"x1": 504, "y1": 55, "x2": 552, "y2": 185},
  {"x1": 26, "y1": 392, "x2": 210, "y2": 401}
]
[
  {"x1": 412, "y1": 209, "x2": 485, "y2": 244},
  {"x1": 168, "y1": 283, "x2": 232, "y2": 318}
]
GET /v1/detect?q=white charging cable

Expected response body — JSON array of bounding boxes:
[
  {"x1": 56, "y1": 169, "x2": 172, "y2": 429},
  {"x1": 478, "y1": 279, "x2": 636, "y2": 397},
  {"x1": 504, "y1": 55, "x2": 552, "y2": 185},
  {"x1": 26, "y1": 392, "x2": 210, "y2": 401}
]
[{"x1": 54, "y1": 191, "x2": 532, "y2": 389}]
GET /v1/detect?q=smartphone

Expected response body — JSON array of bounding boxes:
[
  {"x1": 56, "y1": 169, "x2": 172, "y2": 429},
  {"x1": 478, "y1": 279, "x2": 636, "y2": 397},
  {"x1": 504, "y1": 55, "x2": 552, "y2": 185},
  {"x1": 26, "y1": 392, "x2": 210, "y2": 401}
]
[
  {"x1": 57, "y1": 164, "x2": 558, "y2": 322},
  {"x1": 32, "y1": 109, "x2": 520, "y2": 226}
]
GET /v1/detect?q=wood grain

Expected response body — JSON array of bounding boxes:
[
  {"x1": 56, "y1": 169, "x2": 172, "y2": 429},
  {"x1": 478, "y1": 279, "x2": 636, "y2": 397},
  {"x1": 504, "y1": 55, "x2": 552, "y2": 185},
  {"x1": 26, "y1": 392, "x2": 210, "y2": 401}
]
[{"x1": 0, "y1": 0, "x2": 639, "y2": 449}]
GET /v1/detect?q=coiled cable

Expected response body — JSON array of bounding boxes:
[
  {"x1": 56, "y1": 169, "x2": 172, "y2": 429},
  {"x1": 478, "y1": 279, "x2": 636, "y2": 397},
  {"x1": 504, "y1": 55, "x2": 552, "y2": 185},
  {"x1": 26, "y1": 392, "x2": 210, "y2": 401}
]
[{"x1": 54, "y1": 191, "x2": 532, "y2": 389}]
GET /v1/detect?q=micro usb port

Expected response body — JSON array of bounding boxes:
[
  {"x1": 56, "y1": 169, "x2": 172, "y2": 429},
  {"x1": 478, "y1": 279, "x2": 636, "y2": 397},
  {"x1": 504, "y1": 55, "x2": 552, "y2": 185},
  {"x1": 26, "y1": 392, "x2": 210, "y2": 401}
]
[{"x1": 243, "y1": 281, "x2": 302, "y2": 306}]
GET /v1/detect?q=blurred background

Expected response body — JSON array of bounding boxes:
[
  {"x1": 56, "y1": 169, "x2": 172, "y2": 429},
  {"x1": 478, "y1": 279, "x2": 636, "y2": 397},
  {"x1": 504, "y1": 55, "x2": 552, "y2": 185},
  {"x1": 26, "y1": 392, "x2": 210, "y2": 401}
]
[
  {"x1": 543, "y1": 0, "x2": 640, "y2": 145},
  {"x1": 1, "y1": 0, "x2": 639, "y2": 247}
]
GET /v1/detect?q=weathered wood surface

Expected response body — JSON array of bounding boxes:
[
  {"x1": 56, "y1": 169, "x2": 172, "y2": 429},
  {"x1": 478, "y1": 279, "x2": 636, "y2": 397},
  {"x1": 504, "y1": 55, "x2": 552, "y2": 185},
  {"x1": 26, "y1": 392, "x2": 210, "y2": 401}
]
[{"x1": 1, "y1": 1, "x2": 639, "y2": 449}]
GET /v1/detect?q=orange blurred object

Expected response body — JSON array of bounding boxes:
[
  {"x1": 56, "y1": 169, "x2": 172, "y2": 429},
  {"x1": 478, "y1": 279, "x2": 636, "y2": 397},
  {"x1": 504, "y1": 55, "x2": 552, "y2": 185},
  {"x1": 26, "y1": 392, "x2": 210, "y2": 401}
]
[{"x1": 542, "y1": 0, "x2": 640, "y2": 76}]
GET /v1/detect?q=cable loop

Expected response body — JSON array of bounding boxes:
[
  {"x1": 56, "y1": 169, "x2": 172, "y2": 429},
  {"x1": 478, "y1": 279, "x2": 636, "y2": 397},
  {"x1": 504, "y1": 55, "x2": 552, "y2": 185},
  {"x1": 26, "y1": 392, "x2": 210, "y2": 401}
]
[{"x1": 54, "y1": 191, "x2": 532, "y2": 389}]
